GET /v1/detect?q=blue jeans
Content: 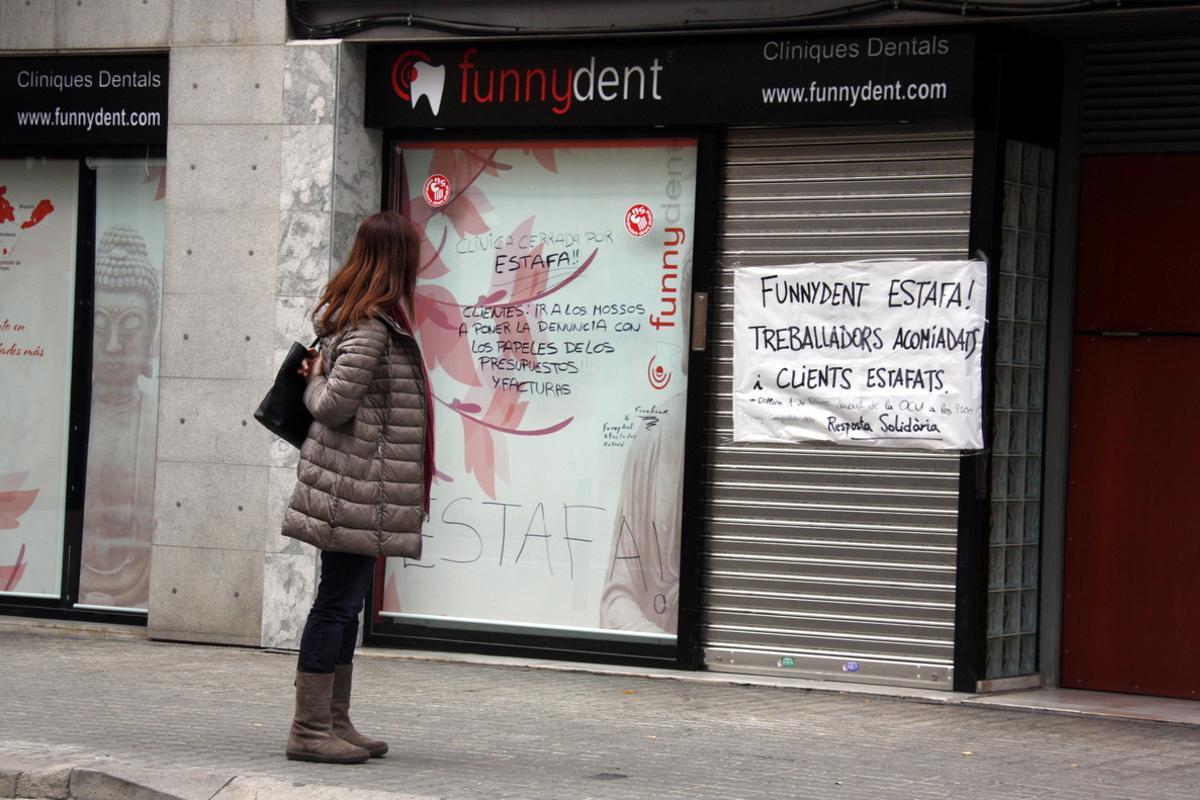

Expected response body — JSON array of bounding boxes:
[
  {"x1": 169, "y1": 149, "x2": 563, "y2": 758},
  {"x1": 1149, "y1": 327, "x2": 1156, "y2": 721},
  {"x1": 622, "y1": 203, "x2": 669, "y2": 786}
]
[{"x1": 297, "y1": 551, "x2": 377, "y2": 674}]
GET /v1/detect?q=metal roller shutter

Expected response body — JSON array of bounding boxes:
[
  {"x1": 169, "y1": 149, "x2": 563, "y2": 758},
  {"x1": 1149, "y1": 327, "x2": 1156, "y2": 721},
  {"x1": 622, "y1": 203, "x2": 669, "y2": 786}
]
[
  {"x1": 1083, "y1": 38, "x2": 1200, "y2": 151},
  {"x1": 701, "y1": 124, "x2": 974, "y2": 689}
]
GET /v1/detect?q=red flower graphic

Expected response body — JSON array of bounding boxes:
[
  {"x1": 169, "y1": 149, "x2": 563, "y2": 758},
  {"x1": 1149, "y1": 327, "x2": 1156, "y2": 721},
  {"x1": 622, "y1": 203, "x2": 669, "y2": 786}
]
[
  {"x1": 1, "y1": 543, "x2": 27, "y2": 592},
  {"x1": 0, "y1": 471, "x2": 38, "y2": 530},
  {"x1": 0, "y1": 472, "x2": 36, "y2": 593}
]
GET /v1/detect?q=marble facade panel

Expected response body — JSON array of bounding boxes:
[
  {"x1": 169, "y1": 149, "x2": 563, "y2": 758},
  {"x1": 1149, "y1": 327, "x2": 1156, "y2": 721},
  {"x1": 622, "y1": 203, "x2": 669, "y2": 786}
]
[
  {"x1": 277, "y1": 211, "x2": 332, "y2": 296},
  {"x1": 284, "y1": 42, "x2": 338, "y2": 126},
  {"x1": 261, "y1": 551, "x2": 319, "y2": 650},
  {"x1": 280, "y1": 124, "x2": 335, "y2": 212}
]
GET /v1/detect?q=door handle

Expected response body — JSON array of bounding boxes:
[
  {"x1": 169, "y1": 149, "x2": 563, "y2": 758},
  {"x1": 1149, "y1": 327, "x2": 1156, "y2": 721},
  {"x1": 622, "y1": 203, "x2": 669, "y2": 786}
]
[{"x1": 690, "y1": 292, "x2": 708, "y2": 351}]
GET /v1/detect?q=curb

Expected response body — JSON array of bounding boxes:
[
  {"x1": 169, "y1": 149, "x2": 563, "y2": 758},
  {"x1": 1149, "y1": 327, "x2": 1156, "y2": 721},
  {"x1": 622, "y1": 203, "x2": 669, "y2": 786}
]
[
  {"x1": 0, "y1": 758, "x2": 436, "y2": 800},
  {"x1": 1, "y1": 760, "x2": 230, "y2": 800},
  {"x1": 0, "y1": 620, "x2": 145, "y2": 643}
]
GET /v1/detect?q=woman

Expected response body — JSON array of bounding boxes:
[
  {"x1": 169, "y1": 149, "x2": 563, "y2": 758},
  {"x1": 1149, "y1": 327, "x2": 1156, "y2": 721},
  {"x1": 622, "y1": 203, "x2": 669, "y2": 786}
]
[{"x1": 281, "y1": 211, "x2": 433, "y2": 764}]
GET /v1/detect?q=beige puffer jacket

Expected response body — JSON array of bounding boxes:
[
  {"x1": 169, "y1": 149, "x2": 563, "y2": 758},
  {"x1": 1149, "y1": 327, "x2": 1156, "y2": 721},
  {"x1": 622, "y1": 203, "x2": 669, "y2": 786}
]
[{"x1": 281, "y1": 313, "x2": 426, "y2": 558}]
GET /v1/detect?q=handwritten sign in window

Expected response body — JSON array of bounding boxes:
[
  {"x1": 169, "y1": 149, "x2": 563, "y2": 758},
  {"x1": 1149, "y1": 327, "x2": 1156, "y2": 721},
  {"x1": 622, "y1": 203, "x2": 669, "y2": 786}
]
[{"x1": 383, "y1": 140, "x2": 698, "y2": 640}]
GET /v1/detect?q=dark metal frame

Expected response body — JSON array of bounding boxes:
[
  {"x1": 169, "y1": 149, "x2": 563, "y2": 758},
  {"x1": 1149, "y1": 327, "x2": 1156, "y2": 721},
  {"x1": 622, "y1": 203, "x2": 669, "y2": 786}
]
[
  {"x1": 1038, "y1": 42, "x2": 1086, "y2": 690},
  {"x1": 364, "y1": 127, "x2": 720, "y2": 668},
  {"x1": 954, "y1": 30, "x2": 1062, "y2": 691}
]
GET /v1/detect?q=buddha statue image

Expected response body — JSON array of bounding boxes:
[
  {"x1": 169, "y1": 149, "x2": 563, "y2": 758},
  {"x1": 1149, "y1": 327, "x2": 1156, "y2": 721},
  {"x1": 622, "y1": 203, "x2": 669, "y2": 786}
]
[{"x1": 79, "y1": 225, "x2": 160, "y2": 609}]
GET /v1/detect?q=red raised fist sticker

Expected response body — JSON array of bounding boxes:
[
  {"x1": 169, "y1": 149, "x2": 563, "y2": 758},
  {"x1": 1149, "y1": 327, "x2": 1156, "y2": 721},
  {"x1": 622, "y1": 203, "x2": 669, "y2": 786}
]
[
  {"x1": 625, "y1": 203, "x2": 654, "y2": 238},
  {"x1": 424, "y1": 174, "x2": 452, "y2": 208}
]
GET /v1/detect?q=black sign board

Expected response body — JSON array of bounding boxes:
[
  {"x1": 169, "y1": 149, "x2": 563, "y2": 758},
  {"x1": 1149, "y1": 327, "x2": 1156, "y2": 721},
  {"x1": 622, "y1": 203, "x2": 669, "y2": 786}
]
[
  {"x1": 366, "y1": 32, "x2": 973, "y2": 129},
  {"x1": 0, "y1": 54, "x2": 168, "y2": 146}
]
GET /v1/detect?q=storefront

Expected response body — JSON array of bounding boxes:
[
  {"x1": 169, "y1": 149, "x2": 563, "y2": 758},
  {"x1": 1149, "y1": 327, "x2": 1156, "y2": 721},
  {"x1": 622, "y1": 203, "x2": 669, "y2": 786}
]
[
  {"x1": 354, "y1": 29, "x2": 1061, "y2": 691},
  {"x1": 3, "y1": 1, "x2": 1195, "y2": 703},
  {"x1": 0, "y1": 53, "x2": 168, "y2": 619}
]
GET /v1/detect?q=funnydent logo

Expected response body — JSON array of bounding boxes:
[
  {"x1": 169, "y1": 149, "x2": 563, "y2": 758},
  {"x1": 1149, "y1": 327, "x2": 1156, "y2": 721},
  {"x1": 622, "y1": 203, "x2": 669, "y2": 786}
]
[
  {"x1": 647, "y1": 356, "x2": 672, "y2": 390},
  {"x1": 456, "y1": 47, "x2": 665, "y2": 116},
  {"x1": 391, "y1": 50, "x2": 447, "y2": 116}
]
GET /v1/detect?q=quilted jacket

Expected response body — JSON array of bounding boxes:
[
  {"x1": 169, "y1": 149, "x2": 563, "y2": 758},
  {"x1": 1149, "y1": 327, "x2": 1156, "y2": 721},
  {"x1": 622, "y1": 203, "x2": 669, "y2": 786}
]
[{"x1": 281, "y1": 313, "x2": 426, "y2": 558}]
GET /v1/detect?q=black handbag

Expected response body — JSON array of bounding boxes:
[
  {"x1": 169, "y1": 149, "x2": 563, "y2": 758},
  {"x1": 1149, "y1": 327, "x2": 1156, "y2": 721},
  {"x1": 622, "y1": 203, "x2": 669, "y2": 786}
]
[{"x1": 254, "y1": 338, "x2": 318, "y2": 449}]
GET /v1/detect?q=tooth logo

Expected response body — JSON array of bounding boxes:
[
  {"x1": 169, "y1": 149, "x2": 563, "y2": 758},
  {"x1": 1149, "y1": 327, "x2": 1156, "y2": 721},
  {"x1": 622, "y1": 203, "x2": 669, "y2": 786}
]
[
  {"x1": 391, "y1": 50, "x2": 446, "y2": 116},
  {"x1": 410, "y1": 62, "x2": 446, "y2": 115}
]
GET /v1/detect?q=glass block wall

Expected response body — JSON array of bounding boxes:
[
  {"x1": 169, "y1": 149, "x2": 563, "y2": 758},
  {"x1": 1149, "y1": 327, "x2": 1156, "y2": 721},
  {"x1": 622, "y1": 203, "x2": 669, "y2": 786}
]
[{"x1": 986, "y1": 141, "x2": 1053, "y2": 679}]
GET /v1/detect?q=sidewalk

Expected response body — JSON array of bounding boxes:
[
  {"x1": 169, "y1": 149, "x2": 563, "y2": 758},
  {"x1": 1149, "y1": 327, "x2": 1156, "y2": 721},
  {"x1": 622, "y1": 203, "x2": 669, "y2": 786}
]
[{"x1": 1, "y1": 628, "x2": 1198, "y2": 800}]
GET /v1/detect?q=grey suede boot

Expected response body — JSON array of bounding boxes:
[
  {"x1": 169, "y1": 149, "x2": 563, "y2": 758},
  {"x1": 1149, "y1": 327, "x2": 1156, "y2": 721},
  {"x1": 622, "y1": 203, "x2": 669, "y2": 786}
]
[
  {"x1": 331, "y1": 664, "x2": 388, "y2": 758},
  {"x1": 286, "y1": 671, "x2": 370, "y2": 763}
]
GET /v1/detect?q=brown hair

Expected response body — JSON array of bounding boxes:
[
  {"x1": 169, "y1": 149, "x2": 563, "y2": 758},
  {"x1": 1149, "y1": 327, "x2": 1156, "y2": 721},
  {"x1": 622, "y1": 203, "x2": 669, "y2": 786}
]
[{"x1": 312, "y1": 211, "x2": 420, "y2": 332}]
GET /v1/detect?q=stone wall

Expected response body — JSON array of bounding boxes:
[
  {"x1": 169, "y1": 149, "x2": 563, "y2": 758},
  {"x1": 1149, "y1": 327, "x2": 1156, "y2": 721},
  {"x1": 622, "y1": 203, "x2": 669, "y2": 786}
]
[{"x1": 262, "y1": 41, "x2": 381, "y2": 650}]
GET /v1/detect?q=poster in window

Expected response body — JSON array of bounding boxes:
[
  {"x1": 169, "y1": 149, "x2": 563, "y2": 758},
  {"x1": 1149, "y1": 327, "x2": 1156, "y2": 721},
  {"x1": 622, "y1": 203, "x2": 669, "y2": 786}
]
[
  {"x1": 0, "y1": 159, "x2": 79, "y2": 598},
  {"x1": 77, "y1": 160, "x2": 166, "y2": 611},
  {"x1": 383, "y1": 140, "x2": 697, "y2": 640}
]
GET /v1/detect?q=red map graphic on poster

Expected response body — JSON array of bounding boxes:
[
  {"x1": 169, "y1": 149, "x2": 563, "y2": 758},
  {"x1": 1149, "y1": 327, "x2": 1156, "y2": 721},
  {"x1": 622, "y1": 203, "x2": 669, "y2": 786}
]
[
  {"x1": 0, "y1": 186, "x2": 14, "y2": 224},
  {"x1": 20, "y1": 199, "x2": 54, "y2": 230}
]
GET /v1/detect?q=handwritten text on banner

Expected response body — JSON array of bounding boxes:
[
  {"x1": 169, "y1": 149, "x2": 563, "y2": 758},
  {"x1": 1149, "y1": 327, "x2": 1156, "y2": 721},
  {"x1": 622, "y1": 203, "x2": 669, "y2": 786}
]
[{"x1": 733, "y1": 260, "x2": 987, "y2": 450}]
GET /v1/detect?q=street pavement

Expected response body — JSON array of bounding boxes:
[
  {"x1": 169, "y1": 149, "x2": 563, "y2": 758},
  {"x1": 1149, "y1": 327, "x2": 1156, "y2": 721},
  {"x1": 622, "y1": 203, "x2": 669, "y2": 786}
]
[{"x1": 1, "y1": 629, "x2": 1198, "y2": 799}]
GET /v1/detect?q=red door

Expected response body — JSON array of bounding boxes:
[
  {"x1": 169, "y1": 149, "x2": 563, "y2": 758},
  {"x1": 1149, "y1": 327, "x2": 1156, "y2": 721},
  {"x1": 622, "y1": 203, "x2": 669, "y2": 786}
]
[{"x1": 1062, "y1": 155, "x2": 1200, "y2": 700}]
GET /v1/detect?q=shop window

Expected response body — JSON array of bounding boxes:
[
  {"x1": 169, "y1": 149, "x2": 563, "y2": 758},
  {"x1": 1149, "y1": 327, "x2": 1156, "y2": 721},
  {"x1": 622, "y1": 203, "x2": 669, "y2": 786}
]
[
  {"x1": 986, "y1": 141, "x2": 1053, "y2": 679},
  {"x1": 377, "y1": 138, "x2": 697, "y2": 650}
]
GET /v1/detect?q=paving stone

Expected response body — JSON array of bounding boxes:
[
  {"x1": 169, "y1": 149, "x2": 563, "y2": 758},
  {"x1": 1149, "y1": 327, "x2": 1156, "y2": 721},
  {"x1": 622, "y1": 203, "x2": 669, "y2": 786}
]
[{"x1": 0, "y1": 632, "x2": 1198, "y2": 799}]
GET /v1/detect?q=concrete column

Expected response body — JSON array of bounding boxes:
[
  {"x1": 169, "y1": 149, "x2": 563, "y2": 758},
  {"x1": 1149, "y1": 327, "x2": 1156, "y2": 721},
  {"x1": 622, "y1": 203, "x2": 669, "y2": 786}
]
[{"x1": 146, "y1": 1, "x2": 287, "y2": 646}]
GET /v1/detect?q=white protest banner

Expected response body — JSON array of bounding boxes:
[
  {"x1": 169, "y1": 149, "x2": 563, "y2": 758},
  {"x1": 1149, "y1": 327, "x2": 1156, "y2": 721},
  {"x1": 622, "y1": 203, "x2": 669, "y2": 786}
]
[
  {"x1": 733, "y1": 260, "x2": 987, "y2": 450},
  {"x1": 382, "y1": 139, "x2": 697, "y2": 640}
]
